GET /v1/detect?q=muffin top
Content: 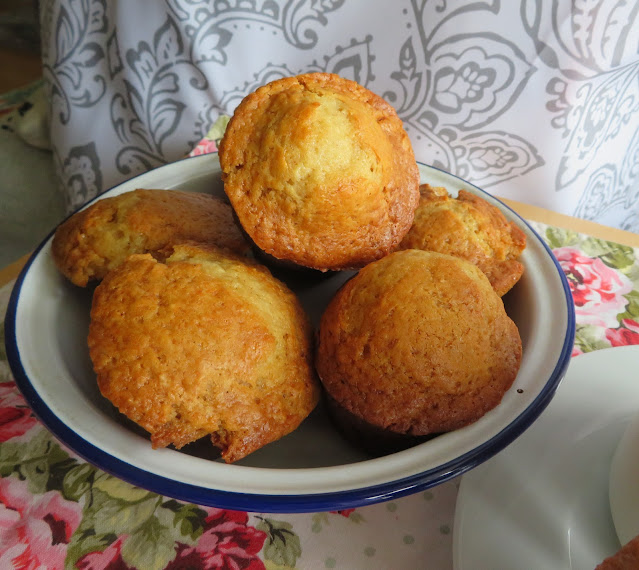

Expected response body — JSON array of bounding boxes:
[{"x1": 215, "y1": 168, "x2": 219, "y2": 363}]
[
  {"x1": 218, "y1": 72, "x2": 420, "y2": 271},
  {"x1": 316, "y1": 249, "x2": 522, "y2": 436},
  {"x1": 399, "y1": 184, "x2": 526, "y2": 296},
  {"x1": 88, "y1": 242, "x2": 319, "y2": 462},
  {"x1": 52, "y1": 189, "x2": 251, "y2": 286}
]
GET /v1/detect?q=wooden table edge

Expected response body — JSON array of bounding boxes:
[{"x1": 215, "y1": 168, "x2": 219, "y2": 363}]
[
  {"x1": 498, "y1": 198, "x2": 639, "y2": 248},
  {"x1": 0, "y1": 254, "x2": 30, "y2": 288}
]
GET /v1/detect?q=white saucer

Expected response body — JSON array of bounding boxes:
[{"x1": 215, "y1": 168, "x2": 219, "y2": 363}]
[
  {"x1": 453, "y1": 345, "x2": 639, "y2": 570},
  {"x1": 609, "y1": 410, "x2": 639, "y2": 545}
]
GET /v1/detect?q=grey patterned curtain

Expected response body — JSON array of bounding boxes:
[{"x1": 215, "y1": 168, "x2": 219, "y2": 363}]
[{"x1": 41, "y1": 0, "x2": 639, "y2": 232}]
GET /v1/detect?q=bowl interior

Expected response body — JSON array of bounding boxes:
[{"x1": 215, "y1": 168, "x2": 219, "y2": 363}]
[{"x1": 6, "y1": 154, "x2": 575, "y2": 510}]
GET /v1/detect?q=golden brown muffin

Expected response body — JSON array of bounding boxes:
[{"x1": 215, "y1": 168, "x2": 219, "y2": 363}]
[
  {"x1": 52, "y1": 189, "x2": 251, "y2": 286},
  {"x1": 398, "y1": 184, "x2": 527, "y2": 296},
  {"x1": 88, "y1": 242, "x2": 319, "y2": 463},
  {"x1": 596, "y1": 534, "x2": 639, "y2": 569},
  {"x1": 218, "y1": 72, "x2": 420, "y2": 271},
  {"x1": 316, "y1": 249, "x2": 522, "y2": 454}
]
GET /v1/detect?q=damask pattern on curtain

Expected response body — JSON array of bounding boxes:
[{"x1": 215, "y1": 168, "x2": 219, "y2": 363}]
[{"x1": 40, "y1": 0, "x2": 639, "y2": 232}]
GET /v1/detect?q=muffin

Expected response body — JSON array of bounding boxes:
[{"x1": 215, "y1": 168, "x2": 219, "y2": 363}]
[
  {"x1": 88, "y1": 242, "x2": 319, "y2": 463},
  {"x1": 52, "y1": 189, "x2": 251, "y2": 286},
  {"x1": 316, "y1": 249, "x2": 522, "y2": 455},
  {"x1": 218, "y1": 72, "x2": 420, "y2": 271},
  {"x1": 398, "y1": 184, "x2": 526, "y2": 296},
  {"x1": 595, "y1": 534, "x2": 639, "y2": 569}
]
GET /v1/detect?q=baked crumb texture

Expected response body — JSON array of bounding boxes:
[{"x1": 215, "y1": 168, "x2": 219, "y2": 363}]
[
  {"x1": 52, "y1": 189, "x2": 251, "y2": 286},
  {"x1": 218, "y1": 72, "x2": 420, "y2": 271},
  {"x1": 595, "y1": 534, "x2": 639, "y2": 570},
  {"x1": 316, "y1": 249, "x2": 522, "y2": 442},
  {"x1": 88, "y1": 242, "x2": 319, "y2": 463},
  {"x1": 399, "y1": 184, "x2": 527, "y2": 296}
]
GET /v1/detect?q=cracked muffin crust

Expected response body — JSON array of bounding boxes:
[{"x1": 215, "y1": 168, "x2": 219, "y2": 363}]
[
  {"x1": 218, "y1": 72, "x2": 420, "y2": 271},
  {"x1": 316, "y1": 249, "x2": 522, "y2": 453},
  {"x1": 88, "y1": 242, "x2": 319, "y2": 463},
  {"x1": 399, "y1": 184, "x2": 527, "y2": 296},
  {"x1": 52, "y1": 189, "x2": 251, "y2": 287}
]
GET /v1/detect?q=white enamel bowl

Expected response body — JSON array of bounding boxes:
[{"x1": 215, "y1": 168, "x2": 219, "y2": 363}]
[{"x1": 5, "y1": 153, "x2": 575, "y2": 512}]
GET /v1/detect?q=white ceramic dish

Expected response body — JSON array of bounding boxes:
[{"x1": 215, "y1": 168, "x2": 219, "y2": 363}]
[
  {"x1": 609, "y1": 410, "x2": 639, "y2": 546},
  {"x1": 453, "y1": 345, "x2": 639, "y2": 570},
  {"x1": 5, "y1": 153, "x2": 574, "y2": 512}
]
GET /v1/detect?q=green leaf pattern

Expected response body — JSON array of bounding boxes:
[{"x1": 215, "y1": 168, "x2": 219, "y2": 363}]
[{"x1": 257, "y1": 517, "x2": 302, "y2": 567}]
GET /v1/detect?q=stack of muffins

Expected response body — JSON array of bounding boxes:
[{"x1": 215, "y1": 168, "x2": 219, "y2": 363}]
[{"x1": 52, "y1": 73, "x2": 525, "y2": 462}]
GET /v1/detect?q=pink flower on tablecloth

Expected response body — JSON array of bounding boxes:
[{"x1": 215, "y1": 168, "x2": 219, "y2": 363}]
[
  {"x1": 167, "y1": 508, "x2": 267, "y2": 570},
  {"x1": 553, "y1": 247, "x2": 633, "y2": 328},
  {"x1": 606, "y1": 318, "x2": 639, "y2": 347},
  {"x1": 0, "y1": 382, "x2": 38, "y2": 442},
  {"x1": 76, "y1": 536, "x2": 133, "y2": 570},
  {"x1": 571, "y1": 345, "x2": 584, "y2": 357},
  {"x1": 332, "y1": 508, "x2": 356, "y2": 518},
  {"x1": 0, "y1": 476, "x2": 82, "y2": 570},
  {"x1": 189, "y1": 138, "x2": 218, "y2": 157}
]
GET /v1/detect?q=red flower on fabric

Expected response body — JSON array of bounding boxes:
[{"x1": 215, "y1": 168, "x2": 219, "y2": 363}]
[
  {"x1": 189, "y1": 138, "x2": 218, "y2": 157},
  {"x1": 167, "y1": 508, "x2": 267, "y2": 570},
  {"x1": 75, "y1": 536, "x2": 133, "y2": 570},
  {"x1": 332, "y1": 509, "x2": 356, "y2": 518},
  {"x1": 606, "y1": 318, "x2": 639, "y2": 347},
  {"x1": 553, "y1": 247, "x2": 632, "y2": 328},
  {"x1": 0, "y1": 476, "x2": 82, "y2": 570},
  {"x1": 0, "y1": 382, "x2": 38, "y2": 442}
]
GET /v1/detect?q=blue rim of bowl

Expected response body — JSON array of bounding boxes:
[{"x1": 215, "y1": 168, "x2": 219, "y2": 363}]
[{"x1": 4, "y1": 155, "x2": 576, "y2": 513}]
